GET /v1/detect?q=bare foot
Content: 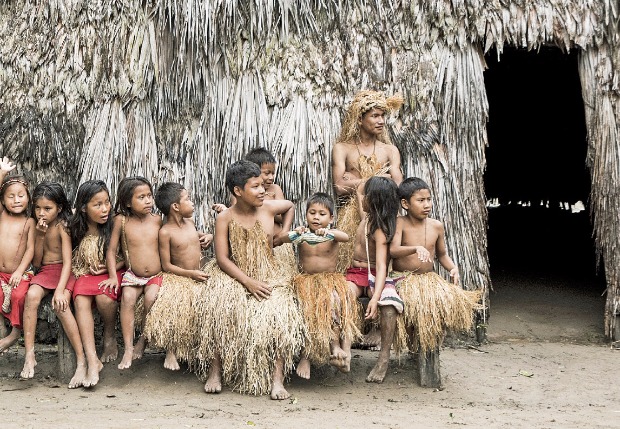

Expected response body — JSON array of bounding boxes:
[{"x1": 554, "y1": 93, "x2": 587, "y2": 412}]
[
  {"x1": 270, "y1": 382, "x2": 291, "y2": 400},
  {"x1": 337, "y1": 352, "x2": 352, "y2": 374},
  {"x1": 295, "y1": 357, "x2": 311, "y2": 379},
  {"x1": 163, "y1": 350, "x2": 180, "y2": 371},
  {"x1": 100, "y1": 338, "x2": 118, "y2": 363},
  {"x1": 68, "y1": 362, "x2": 87, "y2": 389},
  {"x1": 83, "y1": 360, "x2": 104, "y2": 388},
  {"x1": 0, "y1": 329, "x2": 20, "y2": 354},
  {"x1": 204, "y1": 369, "x2": 222, "y2": 393},
  {"x1": 133, "y1": 335, "x2": 146, "y2": 360},
  {"x1": 366, "y1": 357, "x2": 389, "y2": 383},
  {"x1": 362, "y1": 327, "x2": 381, "y2": 351},
  {"x1": 118, "y1": 349, "x2": 134, "y2": 370},
  {"x1": 329, "y1": 345, "x2": 347, "y2": 370},
  {"x1": 20, "y1": 350, "x2": 37, "y2": 379}
]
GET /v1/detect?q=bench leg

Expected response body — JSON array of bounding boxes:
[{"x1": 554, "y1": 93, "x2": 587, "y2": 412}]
[
  {"x1": 57, "y1": 322, "x2": 77, "y2": 384},
  {"x1": 414, "y1": 347, "x2": 442, "y2": 388}
]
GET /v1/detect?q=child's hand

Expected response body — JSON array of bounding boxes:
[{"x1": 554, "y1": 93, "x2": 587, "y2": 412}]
[
  {"x1": 245, "y1": 279, "x2": 272, "y2": 301},
  {"x1": 52, "y1": 289, "x2": 69, "y2": 312},
  {"x1": 8, "y1": 271, "x2": 23, "y2": 288},
  {"x1": 365, "y1": 297, "x2": 379, "y2": 320},
  {"x1": 199, "y1": 233, "x2": 213, "y2": 249},
  {"x1": 190, "y1": 270, "x2": 209, "y2": 282},
  {"x1": 98, "y1": 277, "x2": 119, "y2": 294},
  {"x1": 0, "y1": 156, "x2": 16, "y2": 175},
  {"x1": 35, "y1": 218, "x2": 48, "y2": 234},
  {"x1": 449, "y1": 267, "x2": 460, "y2": 285},
  {"x1": 273, "y1": 231, "x2": 286, "y2": 247},
  {"x1": 212, "y1": 203, "x2": 228, "y2": 214},
  {"x1": 294, "y1": 225, "x2": 307, "y2": 235},
  {"x1": 415, "y1": 246, "x2": 432, "y2": 263},
  {"x1": 315, "y1": 228, "x2": 328, "y2": 236},
  {"x1": 90, "y1": 264, "x2": 108, "y2": 276}
]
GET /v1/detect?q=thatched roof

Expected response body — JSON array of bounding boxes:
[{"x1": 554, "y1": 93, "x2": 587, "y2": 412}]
[{"x1": 0, "y1": 0, "x2": 618, "y2": 336}]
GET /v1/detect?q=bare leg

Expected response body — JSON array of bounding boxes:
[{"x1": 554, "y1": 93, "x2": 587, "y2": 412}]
[
  {"x1": 135, "y1": 283, "x2": 159, "y2": 360},
  {"x1": 270, "y1": 356, "x2": 291, "y2": 400},
  {"x1": 329, "y1": 327, "x2": 347, "y2": 371},
  {"x1": 0, "y1": 326, "x2": 21, "y2": 353},
  {"x1": 96, "y1": 294, "x2": 119, "y2": 363},
  {"x1": 0, "y1": 316, "x2": 8, "y2": 338},
  {"x1": 21, "y1": 285, "x2": 47, "y2": 379},
  {"x1": 164, "y1": 350, "x2": 180, "y2": 370},
  {"x1": 55, "y1": 292, "x2": 87, "y2": 389},
  {"x1": 204, "y1": 354, "x2": 222, "y2": 393},
  {"x1": 340, "y1": 332, "x2": 353, "y2": 373},
  {"x1": 74, "y1": 295, "x2": 103, "y2": 387},
  {"x1": 118, "y1": 286, "x2": 140, "y2": 369},
  {"x1": 366, "y1": 306, "x2": 397, "y2": 383},
  {"x1": 296, "y1": 352, "x2": 311, "y2": 379}
]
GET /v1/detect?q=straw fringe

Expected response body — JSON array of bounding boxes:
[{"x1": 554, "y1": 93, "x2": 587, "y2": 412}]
[
  {"x1": 294, "y1": 272, "x2": 362, "y2": 365},
  {"x1": 143, "y1": 272, "x2": 207, "y2": 363},
  {"x1": 193, "y1": 221, "x2": 305, "y2": 395},
  {"x1": 393, "y1": 271, "x2": 482, "y2": 353}
]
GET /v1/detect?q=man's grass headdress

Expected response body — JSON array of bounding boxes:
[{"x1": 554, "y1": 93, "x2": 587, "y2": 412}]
[{"x1": 337, "y1": 90, "x2": 404, "y2": 145}]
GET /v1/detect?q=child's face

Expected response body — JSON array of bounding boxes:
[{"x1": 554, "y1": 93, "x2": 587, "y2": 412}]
[
  {"x1": 305, "y1": 203, "x2": 333, "y2": 232},
  {"x1": 236, "y1": 176, "x2": 265, "y2": 207},
  {"x1": 402, "y1": 189, "x2": 432, "y2": 219},
  {"x1": 34, "y1": 197, "x2": 61, "y2": 225},
  {"x1": 2, "y1": 183, "x2": 29, "y2": 215},
  {"x1": 85, "y1": 190, "x2": 111, "y2": 226},
  {"x1": 130, "y1": 184, "x2": 154, "y2": 215},
  {"x1": 259, "y1": 163, "x2": 276, "y2": 189},
  {"x1": 177, "y1": 189, "x2": 194, "y2": 217}
]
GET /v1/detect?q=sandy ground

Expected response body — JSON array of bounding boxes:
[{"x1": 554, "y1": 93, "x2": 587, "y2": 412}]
[{"x1": 1, "y1": 271, "x2": 620, "y2": 429}]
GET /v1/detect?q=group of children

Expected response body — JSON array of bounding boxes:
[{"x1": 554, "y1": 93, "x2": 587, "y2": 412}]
[{"x1": 0, "y1": 142, "x2": 480, "y2": 399}]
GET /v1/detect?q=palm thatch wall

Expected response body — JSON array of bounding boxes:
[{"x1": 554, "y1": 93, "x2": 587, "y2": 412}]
[{"x1": 0, "y1": 1, "x2": 618, "y2": 337}]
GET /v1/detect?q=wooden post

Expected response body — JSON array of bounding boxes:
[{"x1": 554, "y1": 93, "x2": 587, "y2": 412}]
[
  {"x1": 414, "y1": 347, "x2": 442, "y2": 388},
  {"x1": 57, "y1": 321, "x2": 76, "y2": 383}
]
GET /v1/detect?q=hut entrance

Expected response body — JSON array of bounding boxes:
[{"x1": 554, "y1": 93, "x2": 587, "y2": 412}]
[{"x1": 483, "y1": 46, "x2": 607, "y2": 341}]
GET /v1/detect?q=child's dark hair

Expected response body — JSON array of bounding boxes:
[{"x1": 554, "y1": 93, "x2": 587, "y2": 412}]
[
  {"x1": 155, "y1": 182, "x2": 185, "y2": 216},
  {"x1": 69, "y1": 180, "x2": 112, "y2": 254},
  {"x1": 0, "y1": 175, "x2": 32, "y2": 217},
  {"x1": 31, "y1": 181, "x2": 72, "y2": 225},
  {"x1": 245, "y1": 147, "x2": 276, "y2": 168},
  {"x1": 225, "y1": 160, "x2": 261, "y2": 193},
  {"x1": 398, "y1": 177, "x2": 430, "y2": 200},
  {"x1": 306, "y1": 192, "x2": 334, "y2": 215},
  {"x1": 115, "y1": 176, "x2": 154, "y2": 216},
  {"x1": 364, "y1": 177, "x2": 399, "y2": 243}
]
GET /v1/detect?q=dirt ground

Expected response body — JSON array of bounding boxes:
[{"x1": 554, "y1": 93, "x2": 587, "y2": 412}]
[{"x1": 1, "y1": 271, "x2": 619, "y2": 429}]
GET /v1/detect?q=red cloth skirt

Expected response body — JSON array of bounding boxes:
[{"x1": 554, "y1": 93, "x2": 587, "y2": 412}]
[
  {"x1": 345, "y1": 267, "x2": 376, "y2": 288},
  {"x1": 0, "y1": 271, "x2": 32, "y2": 329},
  {"x1": 30, "y1": 263, "x2": 76, "y2": 292},
  {"x1": 72, "y1": 270, "x2": 125, "y2": 302}
]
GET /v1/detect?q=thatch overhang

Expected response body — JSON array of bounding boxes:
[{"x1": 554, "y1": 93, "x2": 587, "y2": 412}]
[{"x1": 0, "y1": 0, "x2": 618, "y2": 337}]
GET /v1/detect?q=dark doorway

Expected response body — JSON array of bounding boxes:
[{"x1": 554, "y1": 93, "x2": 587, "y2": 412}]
[{"x1": 483, "y1": 46, "x2": 606, "y2": 341}]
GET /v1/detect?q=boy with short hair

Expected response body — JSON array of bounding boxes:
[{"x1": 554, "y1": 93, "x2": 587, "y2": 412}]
[
  {"x1": 283, "y1": 192, "x2": 360, "y2": 379},
  {"x1": 199, "y1": 160, "x2": 304, "y2": 400},
  {"x1": 390, "y1": 177, "x2": 481, "y2": 354},
  {"x1": 142, "y1": 182, "x2": 212, "y2": 370}
]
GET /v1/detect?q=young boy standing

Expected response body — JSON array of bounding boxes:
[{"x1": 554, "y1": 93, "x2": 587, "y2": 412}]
[
  {"x1": 283, "y1": 192, "x2": 360, "y2": 379},
  {"x1": 390, "y1": 177, "x2": 480, "y2": 353},
  {"x1": 142, "y1": 182, "x2": 212, "y2": 370},
  {"x1": 199, "y1": 160, "x2": 304, "y2": 400}
]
